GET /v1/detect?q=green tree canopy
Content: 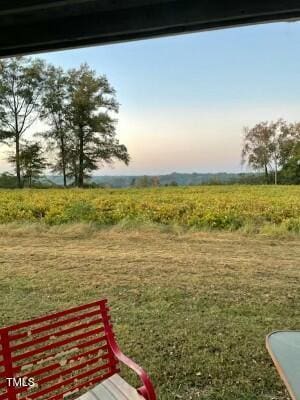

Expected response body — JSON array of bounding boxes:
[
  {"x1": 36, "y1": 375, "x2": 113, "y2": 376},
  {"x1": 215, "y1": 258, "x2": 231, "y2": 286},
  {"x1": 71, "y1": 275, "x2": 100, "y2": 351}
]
[
  {"x1": 40, "y1": 65, "x2": 70, "y2": 187},
  {"x1": 242, "y1": 120, "x2": 289, "y2": 184},
  {"x1": 66, "y1": 64, "x2": 130, "y2": 187},
  {"x1": 8, "y1": 141, "x2": 47, "y2": 187},
  {"x1": 0, "y1": 57, "x2": 46, "y2": 187}
]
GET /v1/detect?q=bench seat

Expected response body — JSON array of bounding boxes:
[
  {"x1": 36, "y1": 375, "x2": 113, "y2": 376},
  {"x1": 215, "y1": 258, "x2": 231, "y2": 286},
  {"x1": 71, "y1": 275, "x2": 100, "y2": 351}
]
[
  {"x1": 79, "y1": 374, "x2": 144, "y2": 400},
  {"x1": 0, "y1": 299, "x2": 156, "y2": 400}
]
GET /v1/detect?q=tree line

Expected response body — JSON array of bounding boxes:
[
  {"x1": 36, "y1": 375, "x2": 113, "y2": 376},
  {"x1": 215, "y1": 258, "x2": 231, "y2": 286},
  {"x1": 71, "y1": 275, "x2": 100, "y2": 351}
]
[
  {"x1": 242, "y1": 119, "x2": 300, "y2": 184},
  {"x1": 0, "y1": 57, "x2": 299, "y2": 188},
  {"x1": 0, "y1": 57, "x2": 129, "y2": 188}
]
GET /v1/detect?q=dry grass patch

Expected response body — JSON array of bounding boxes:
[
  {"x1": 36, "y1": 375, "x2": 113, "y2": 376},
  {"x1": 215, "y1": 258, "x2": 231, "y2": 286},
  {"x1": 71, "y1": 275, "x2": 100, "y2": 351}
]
[{"x1": 0, "y1": 227, "x2": 299, "y2": 400}]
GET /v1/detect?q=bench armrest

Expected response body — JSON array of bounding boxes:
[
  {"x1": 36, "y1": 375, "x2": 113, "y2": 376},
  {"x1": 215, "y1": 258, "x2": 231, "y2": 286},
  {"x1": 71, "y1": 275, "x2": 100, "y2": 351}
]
[
  {"x1": 107, "y1": 334, "x2": 156, "y2": 400},
  {"x1": 100, "y1": 302, "x2": 156, "y2": 400}
]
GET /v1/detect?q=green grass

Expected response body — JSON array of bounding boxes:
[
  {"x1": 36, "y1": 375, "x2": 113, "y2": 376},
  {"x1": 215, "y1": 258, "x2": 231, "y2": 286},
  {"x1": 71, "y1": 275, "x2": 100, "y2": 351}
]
[{"x1": 0, "y1": 225, "x2": 298, "y2": 399}]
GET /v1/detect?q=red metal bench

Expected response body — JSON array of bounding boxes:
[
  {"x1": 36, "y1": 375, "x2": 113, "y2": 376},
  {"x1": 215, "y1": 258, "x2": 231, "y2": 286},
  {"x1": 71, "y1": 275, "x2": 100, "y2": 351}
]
[{"x1": 0, "y1": 299, "x2": 156, "y2": 400}]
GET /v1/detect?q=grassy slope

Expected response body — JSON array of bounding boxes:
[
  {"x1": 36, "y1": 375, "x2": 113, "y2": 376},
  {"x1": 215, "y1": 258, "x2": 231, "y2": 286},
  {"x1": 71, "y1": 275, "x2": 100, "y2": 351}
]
[{"x1": 0, "y1": 226, "x2": 299, "y2": 400}]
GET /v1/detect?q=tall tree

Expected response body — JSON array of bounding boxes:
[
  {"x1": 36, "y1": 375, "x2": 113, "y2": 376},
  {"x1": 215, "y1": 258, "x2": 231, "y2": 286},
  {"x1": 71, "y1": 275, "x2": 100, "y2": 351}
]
[
  {"x1": 280, "y1": 123, "x2": 300, "y2": 183},
  {"x1": 40, "y1": 66, "x2": 70, "y2": 187},
  {"x1": 280, "y1": 144, "x2": 300, "y2": 184},
  {"x1": 242, "y1": 122, "x2": 272, "y2": 181},
  {"x1": 8, "y1": 141, "x2": 47, "y2": 187},
  {"x1": 280, "y1": 122, "x2": 300, "y2": 165},
  {"x1": 242, "y1": 120, "x2": 288, "y2": 184},
  {"x1": 66, "y1": 64, "x2": 130, "y2": 187},
  {"x1": 0, "y1": 57, "x2": 45, "y2": 187},
  {"x1": 267, "y1": 120, "x2": 286, "y2": 185}
]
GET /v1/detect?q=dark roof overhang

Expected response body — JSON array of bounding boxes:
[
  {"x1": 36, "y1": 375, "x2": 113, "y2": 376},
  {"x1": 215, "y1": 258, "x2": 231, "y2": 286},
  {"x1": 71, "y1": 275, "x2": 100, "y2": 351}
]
[{"x1": 1, "y1": 1, "x2": 300, "y2": 57}]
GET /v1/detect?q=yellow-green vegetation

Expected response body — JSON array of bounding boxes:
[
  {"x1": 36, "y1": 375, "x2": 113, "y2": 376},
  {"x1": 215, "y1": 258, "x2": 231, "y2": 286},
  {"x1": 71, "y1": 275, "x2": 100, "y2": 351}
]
[
  {"x1": 0, "y1": 226, "x2": 299, "y2": 400},
  {"x1": 0, "y1": 186, "x2": 299, "y2": 234}
]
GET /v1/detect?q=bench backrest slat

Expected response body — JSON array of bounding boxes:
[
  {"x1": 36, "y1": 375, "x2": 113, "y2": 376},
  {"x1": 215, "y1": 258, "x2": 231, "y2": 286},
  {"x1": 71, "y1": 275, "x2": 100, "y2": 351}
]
[{"x1": 0, "y1": 299, "x2": 119, "y2": 400}]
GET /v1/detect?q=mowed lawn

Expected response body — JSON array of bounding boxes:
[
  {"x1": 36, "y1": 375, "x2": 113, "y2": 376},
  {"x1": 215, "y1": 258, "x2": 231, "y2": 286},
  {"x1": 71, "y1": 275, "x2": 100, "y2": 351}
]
[{"x1": 0, "y1": 226, "x2": 299, "y2": 400}]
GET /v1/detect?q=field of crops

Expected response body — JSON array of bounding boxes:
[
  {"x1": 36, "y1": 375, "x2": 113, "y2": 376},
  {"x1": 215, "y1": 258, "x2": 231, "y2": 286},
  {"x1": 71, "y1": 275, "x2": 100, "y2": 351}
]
[{"x1": 0, "y1": 185, "x2": 299, "y2": 233}]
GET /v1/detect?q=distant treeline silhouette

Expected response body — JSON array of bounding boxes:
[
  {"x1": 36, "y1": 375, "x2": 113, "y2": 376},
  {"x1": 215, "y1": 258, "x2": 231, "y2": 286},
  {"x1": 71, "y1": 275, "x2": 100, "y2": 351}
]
[{"x1": 0, "y1": 59, "x2": 299, "y2": 188}]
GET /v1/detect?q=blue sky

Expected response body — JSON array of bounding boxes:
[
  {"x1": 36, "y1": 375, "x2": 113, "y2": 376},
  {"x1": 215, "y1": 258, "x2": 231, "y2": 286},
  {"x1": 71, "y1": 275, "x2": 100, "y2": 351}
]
[{"x1": 2, "y1": 21, "x2": 300, "y2": 175}]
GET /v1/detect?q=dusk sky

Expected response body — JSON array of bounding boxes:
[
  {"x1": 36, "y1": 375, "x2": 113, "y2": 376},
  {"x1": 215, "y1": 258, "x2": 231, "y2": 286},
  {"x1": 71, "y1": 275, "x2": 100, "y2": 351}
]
[{"x1": 1, "y1": 21, "x2": 300, "y2": 175}]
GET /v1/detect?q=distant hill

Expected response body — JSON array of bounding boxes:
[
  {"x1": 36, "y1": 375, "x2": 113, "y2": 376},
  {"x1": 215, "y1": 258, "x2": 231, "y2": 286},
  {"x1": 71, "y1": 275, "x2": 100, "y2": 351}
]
[{"x1": 46, "y1": 172, "x2": 261, "y2": 187}]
